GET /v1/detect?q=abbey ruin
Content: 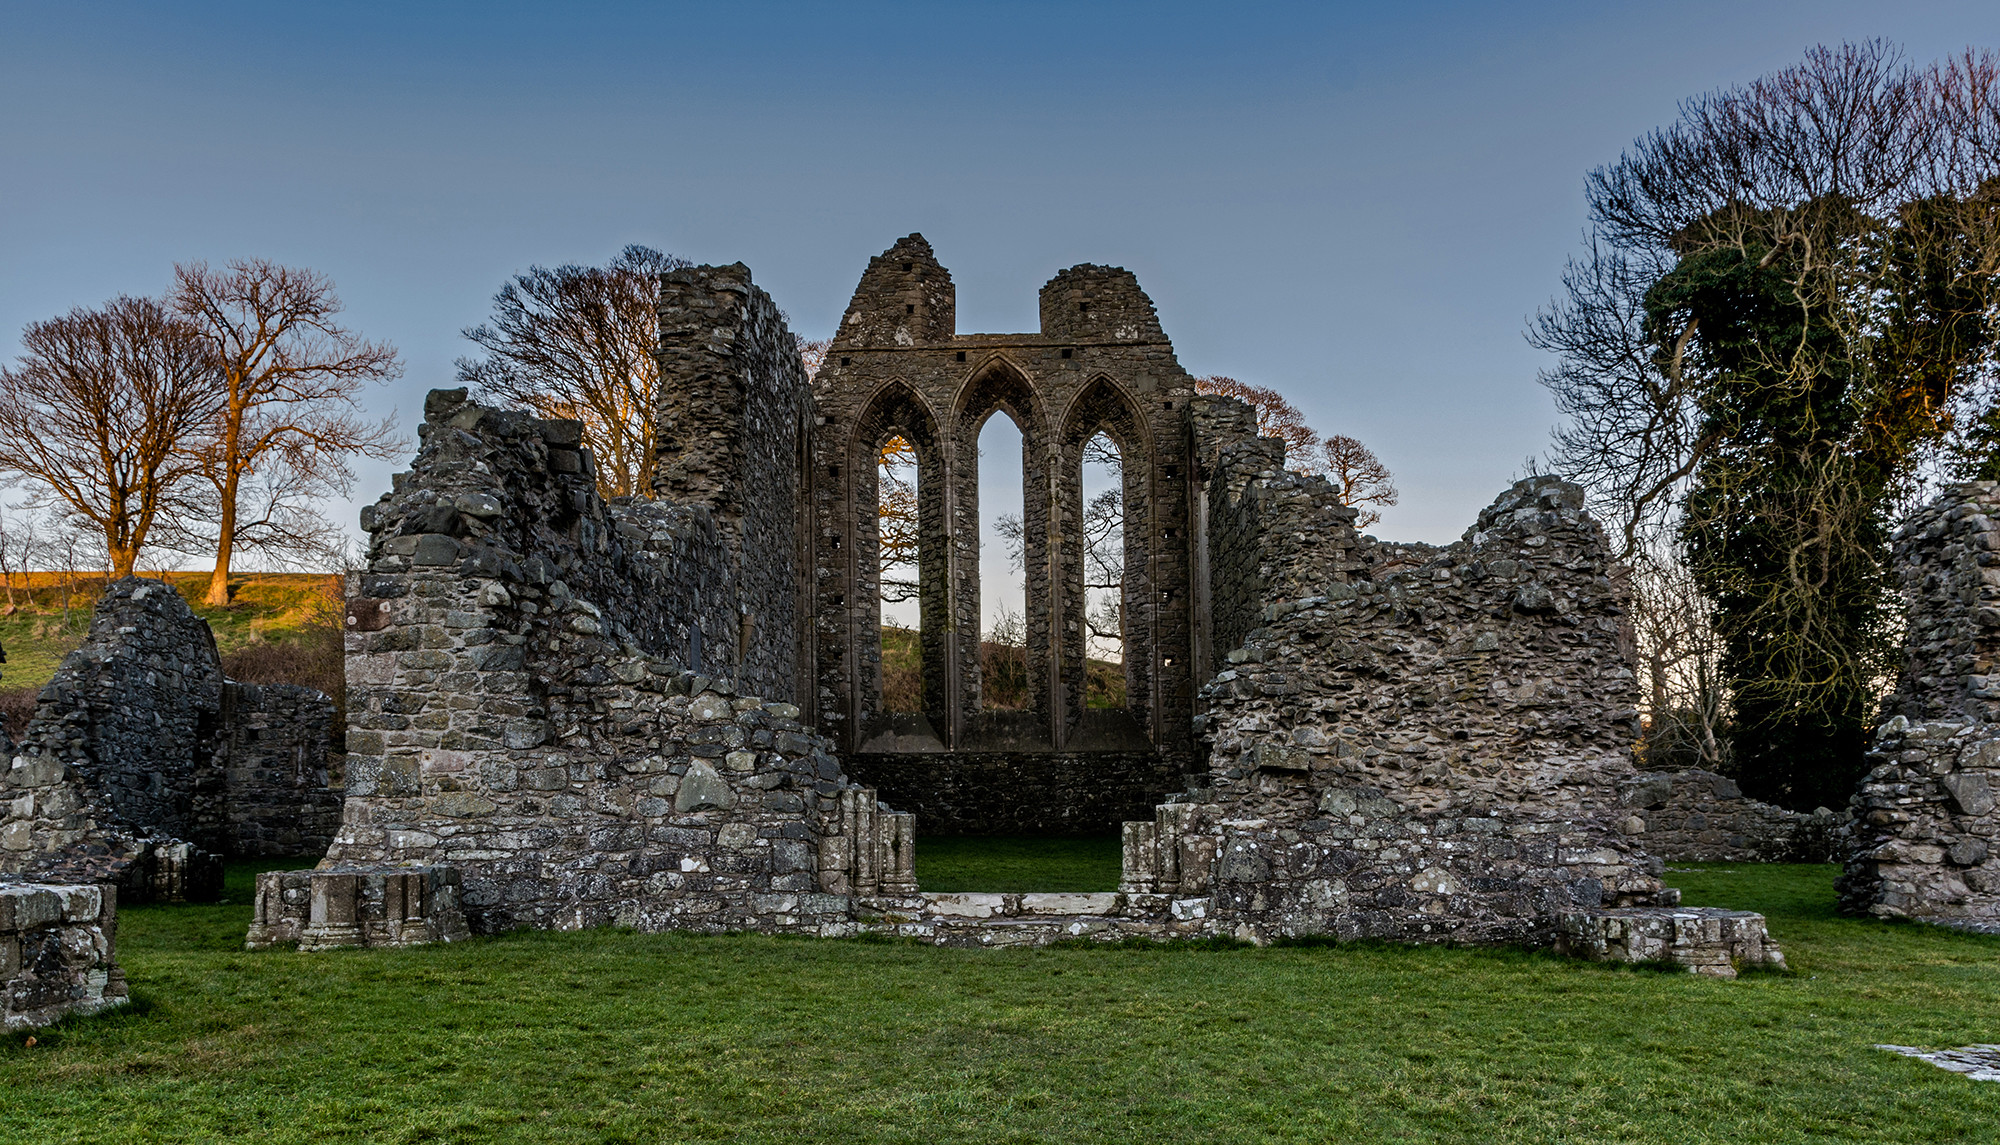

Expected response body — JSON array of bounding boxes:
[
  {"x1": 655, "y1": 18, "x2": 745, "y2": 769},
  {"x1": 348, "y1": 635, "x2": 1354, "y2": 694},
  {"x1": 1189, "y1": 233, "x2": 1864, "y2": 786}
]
[{"x1": 48, "y1": 231, "x2": 2000, "y2": 1023}]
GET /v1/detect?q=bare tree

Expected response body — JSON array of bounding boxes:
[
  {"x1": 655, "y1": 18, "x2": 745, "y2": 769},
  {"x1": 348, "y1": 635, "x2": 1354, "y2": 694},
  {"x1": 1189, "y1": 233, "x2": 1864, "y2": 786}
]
[
  {"x1": 174, "y1": 259, "x2": 402, "y2": 605},
  {"x1": 458, "y1": 246, "x2": 688, "y2": 500},
  {"x1": 877, "y1": 434, "x2": 920, "y2": 603},
  {"x1": 0, "y1": 297, "x2": 221, "y2": 577},
  {"x1": 1319, "y1": 434, "x2": 1400, "y2": 528}
]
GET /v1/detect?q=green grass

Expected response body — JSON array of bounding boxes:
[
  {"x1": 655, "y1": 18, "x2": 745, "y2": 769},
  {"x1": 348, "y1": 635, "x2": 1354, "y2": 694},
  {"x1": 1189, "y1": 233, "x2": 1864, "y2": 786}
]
[
  {"x1": 915, "y1": 835, "x2": 1123, "y2": 892},
  {"x1": 3, "y1": 862, "x2": 1998, "y2": 1143}
]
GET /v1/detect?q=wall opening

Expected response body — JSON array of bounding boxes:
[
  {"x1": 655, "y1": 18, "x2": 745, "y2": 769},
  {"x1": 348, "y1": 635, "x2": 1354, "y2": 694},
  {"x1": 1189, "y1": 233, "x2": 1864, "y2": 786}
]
[
  {"x1": 1081, "y1": 431, "x2": 1126, "y2": 710},
  {"x1": 876, "y1": 433, "x2": 922, "y2": 712},
  {"x1": 979, "y1": 412, "x2": 1029, "y2": 711}
]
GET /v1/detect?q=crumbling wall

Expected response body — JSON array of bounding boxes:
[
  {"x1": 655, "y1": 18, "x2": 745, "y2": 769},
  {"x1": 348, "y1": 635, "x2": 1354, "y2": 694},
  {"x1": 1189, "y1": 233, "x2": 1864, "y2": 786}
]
[
  {"x1": 1840, "y1": 483, "x2": 2000, "y2": 931},
  {"x1": 841, "y1": 749, "x2": 1183, "y2": 836},
  {"x1": 0, "y1": 579, "x2": 344, "y2": 894},
  {"x1": 1616, "y1": 768, "x2": 1835, "y2": 862},
  {"x1": 652, "y1": 263, "x2": 814, "y2": 702},
  {"x1": 0, "y1": 580, "x2": 226, "y2": 899},
  {"x1": 1127, "y1": 422, "x2": 1670, "y2": 944},
  {"x1": 332, "y1": 370, "x2": 903, "y2": 933}
]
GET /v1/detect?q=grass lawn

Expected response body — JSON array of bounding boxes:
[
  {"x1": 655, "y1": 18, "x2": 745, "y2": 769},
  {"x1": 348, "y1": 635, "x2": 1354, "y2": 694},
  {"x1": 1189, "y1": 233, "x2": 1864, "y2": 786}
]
[
  {"x1": 3, "y1": 862, "x2": 1998, "y2": 1143},
  {"x1": 915, "y1": 835, "x2": 1122, "y2": 893}
]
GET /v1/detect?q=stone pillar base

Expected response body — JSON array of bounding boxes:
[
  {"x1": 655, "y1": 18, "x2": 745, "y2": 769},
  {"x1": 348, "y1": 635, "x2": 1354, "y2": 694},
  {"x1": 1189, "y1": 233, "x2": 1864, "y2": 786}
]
[
  {"x1": 246, "y1": 866, "x2": 470, "y2": 951},
  {"x1": 1554, "y1": 906, "x2": 1787, "y2": 979},
  {"x1": 1, "y1": 882, "x2": 128, "y2": 1030}
]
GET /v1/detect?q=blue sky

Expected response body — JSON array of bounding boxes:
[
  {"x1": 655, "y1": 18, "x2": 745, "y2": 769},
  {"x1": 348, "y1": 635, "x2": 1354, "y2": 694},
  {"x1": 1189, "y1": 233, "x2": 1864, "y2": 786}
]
[{"x1": 3, "y1": 1, "x2": 1995, "y2": 565}]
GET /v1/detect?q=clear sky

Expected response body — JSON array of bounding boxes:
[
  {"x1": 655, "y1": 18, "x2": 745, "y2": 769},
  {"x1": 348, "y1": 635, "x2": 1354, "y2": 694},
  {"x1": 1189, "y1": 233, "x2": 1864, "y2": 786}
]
[{"x1": 3, "y1": 1, "x2": 1995, "y2": 564}]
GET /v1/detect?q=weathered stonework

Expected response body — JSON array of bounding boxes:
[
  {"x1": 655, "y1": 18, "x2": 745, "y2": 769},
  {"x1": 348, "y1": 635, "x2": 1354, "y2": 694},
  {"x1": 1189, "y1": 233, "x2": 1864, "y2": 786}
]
[
  {"x1": 255, "y1": 238, "x2": 1786, "y2": 965},
  {"x1": 810, "y1": 236, "x2": 1196, "y2": 803},
  {"x1": 0, "y1": 579, "x2": 342, "y2": 901},
  {"x1": 1840, "y1": 484, "x2": 2000, "y2": 931},
  {"x1": 1553, "y1": 906, "x2": 1788, "y2": 978},
  {"x1": 1122, "y1": 450, "x2": 1678, "y2": 944},
  {"x1": 244, "y1": 866, "x2": 470, "y2": 950},
  {"x1": 1617, "y1": 768, "x2": 1838, "y2": 862},
  {"x1": 1, "y1": 882, "x2": 126, "y2": 1030}
]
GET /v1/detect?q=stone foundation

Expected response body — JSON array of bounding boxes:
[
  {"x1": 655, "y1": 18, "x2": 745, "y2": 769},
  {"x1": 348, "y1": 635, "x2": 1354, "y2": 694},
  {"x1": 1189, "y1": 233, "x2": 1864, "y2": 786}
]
[
  {"x1": 245, "y1": 866, "x2": 471, "y2": 950},
  {"x1": 1553, "y1": 906, "x2": 1788, "y2": 978},
  {"x1": 1, "y1": 882, "x2": 127, "y2": 1029}
]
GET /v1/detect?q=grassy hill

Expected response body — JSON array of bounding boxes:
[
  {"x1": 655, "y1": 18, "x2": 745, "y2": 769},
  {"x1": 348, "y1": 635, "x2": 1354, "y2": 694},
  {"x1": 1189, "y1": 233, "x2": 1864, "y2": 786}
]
[{"x1": 0, "y1": 571, "x2": 343, "y2": 732}]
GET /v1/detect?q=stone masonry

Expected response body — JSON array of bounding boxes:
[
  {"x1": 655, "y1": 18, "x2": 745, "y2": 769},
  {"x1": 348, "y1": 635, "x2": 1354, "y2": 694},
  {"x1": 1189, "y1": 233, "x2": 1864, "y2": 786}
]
[
  {"x1": 0, "y1": 579, "x2": 342, "y2": 902},
  {"x1": 1840, "y1": 483, "x2": 2000, "y2": 931},
  {"x1": 0, "y1": 881, "x2": 126, "y2": 1030},
  {"x1": 244, "y1": 237, "x2": 1785, "y2": 965}
]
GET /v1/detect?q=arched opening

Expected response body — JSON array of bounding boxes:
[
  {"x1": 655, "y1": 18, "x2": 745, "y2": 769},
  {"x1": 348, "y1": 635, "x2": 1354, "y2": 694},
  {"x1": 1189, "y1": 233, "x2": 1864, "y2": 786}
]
[
  {"x1": 979, "y1": 411, "x2": 1029, "y2": 711},
  {"x1": 847, "y1": 383, "x2": 947, "y2": 749},
  {"x1": 876, "y1": 433, "x2": 922, "y2": 712},
  {"x1": 1080, "y1": 431, "x2": 1126, "y2": 710},
  {"x1": 1059, "y1": 377, "x2": 1155, "y2": 744}
]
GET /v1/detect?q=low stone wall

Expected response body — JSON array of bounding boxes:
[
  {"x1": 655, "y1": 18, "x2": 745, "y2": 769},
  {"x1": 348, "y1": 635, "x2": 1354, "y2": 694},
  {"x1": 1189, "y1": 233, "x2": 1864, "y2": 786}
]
[
  {"x1": 856, "y1": 890, "x2": 1214, "y2": 946},
  {"x1": 1, "y1": 882, "x2": 127, "y2": 1030},
  {"x1": 840, "y1": 750, "x2": 1184, "y2": 836},
  {"x1": 1618, "y1": 769, "x2": 1835, "y2": 862}
]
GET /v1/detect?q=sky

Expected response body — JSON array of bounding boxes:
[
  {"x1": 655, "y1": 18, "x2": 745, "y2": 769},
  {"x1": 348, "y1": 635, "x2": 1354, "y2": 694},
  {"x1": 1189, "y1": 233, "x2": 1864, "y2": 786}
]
[{"x1": 2, "y1": 0, "x2": 1995, "y2": 597}]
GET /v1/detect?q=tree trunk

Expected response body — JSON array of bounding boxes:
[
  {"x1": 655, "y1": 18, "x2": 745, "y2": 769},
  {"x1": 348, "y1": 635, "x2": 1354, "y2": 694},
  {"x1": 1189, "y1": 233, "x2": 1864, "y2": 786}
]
[{"x1": 205, "y1": 463, "x2": 242, "y2": 607}]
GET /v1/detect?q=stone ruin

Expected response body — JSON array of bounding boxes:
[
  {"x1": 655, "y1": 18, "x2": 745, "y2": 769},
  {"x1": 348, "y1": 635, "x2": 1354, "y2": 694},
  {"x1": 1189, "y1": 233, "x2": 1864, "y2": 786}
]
[
  {"x1": 1840, "y1": 483, "x2": 2000, "y2": 933},
  {"x1": 227, "y1": 235, "x2": 1783, "y2": 977},
  {"x1": 4, "y1": 236, "x2": 1820, "y2": 1028},
  {"x1": 0, "y1": 577, "x2": 343, "y2": 901}
]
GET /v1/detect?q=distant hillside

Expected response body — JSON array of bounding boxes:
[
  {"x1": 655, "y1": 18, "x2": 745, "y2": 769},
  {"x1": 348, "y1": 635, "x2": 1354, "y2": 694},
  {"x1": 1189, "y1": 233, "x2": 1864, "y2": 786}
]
[
  {"x1": 880, "y1": 624, "x2": 1126, "y2": 712},
  {"x1": 0, "y1": 571, "x2": 343, "y2": 734}
]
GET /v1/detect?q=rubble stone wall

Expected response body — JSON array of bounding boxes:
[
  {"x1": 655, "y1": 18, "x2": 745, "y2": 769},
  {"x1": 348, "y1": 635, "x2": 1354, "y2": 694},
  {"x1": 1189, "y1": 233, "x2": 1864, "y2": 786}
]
[
  {"x1": 223, "y1": 682, "x2": 345, "y2": 858},
  {"x1": 1616, "y1": 768, "x2": 1831, "y2": 862},
  {"x1": 331, "y1": 272, "x2": 903, "y2": 933},
  {"x1": 1840, "y1": 483, "x2": 2000, "y2": 930},
  {"x1": 0, "y1": 580, "x2": 343, "y2": 896},
  {"x1": 653, "y1": 262, "x2": 814, "y2": 702},
  {"x1": 1128, "y1": 422, "x2": 1669, "y2": 944}
]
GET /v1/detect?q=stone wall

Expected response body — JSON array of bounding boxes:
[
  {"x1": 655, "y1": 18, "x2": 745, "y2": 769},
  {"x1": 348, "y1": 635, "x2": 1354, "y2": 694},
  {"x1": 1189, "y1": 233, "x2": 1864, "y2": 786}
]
[
  {"x1": 0, "y1": 579, "x2": 342, "y2": 898},
  {"x1": 332, "y1": 301, "x2": 905, "y2": 932},
  {"x1": 1124, "y1": 439, "x2": 1671, "y2": 944},
  {"x1": 841, "y1": 750, "x2": 1183, "y2": 836},
  {"x1": 223, "y1": 682, "x2": 345, "y2": 858},
  {"x1": 1616, "y1": 768, "x2": 1835, "y2": 863},
  {"x1": 0, "y1": 882, "x2": 126, "y2": 1030},
  {"x1": 1839, "y1": 482, "x2": 2000, "y2": 930},
  {"x1": 811, "y1": 235, "x2": 1198, "y2": 757},
  {"x1": 652, "y1": 262, "x2": 814, "y2": 702}
]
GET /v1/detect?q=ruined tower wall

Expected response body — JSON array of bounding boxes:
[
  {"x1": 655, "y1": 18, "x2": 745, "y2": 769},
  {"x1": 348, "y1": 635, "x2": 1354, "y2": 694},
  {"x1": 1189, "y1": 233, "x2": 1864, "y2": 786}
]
[
  {"x1": 331, "y1": 386, "x2": 895, "y2": 933},
  {"x1": 1839, "y1": 483, "x2": 2000, "y2": 931},
  {"x1": 652, "y1": 263, "x2": 814, "y2": 702}
]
